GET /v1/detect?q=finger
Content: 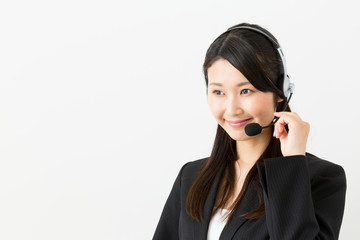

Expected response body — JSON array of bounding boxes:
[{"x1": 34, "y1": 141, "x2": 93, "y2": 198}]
[
  {"x1": 278, "y1": 122, "x2": 284, "y2": 134},
  {"x1": 273, "y1": 121, "x2": 282, "y2": 139},
  {"x1": 274, "y1": 124, "x2": 278, "y2": 138},
  {"x1": 273, "y1": 124, "x2": 276, "y2": 137},
  {"x1": 276, "y1": 124, "x2": 280, "y2": 138},
  {"x1": 274, "y1": 122, "x2": 286, "y2": 138},
  {"x1": 274, "y1": 112, "x2": 301, "y2": 128},
  {"x1": 274, "y1": 112, "x2": 302, "y2": 123},
  {"x1": 274, "y1": 112, "x2": 310, "y2": 137},
  {"x1": 279, "y1": 125, "x2": 288, "y2": 139},
  {"x1": 274, "y1": 117, "x2": 287, "y2": 134}
]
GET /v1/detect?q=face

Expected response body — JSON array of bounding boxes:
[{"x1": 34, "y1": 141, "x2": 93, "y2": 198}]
[{"x1": 207, "y1": 58, "x2": 279, "y2": 142}]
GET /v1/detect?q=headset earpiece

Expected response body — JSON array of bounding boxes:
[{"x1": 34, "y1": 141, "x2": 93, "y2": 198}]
[{"x1": 283, "y1": 75, "x2": 294, "y2": 99}]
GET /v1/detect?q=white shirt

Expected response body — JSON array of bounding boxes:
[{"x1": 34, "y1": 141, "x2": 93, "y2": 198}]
[{"x1": 207, "y1": 208, "x2": 230, "y2": 240}]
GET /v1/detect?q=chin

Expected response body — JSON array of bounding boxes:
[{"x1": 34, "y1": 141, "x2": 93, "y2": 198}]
[
  {"x1": 228, "y1": 133, "x2": 252, "y2": 141},
  {"x1": 222, "y1": 128, "x2": 250, "y2": 141}
]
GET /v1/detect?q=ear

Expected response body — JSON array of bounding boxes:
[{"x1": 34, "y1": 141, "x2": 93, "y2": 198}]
[{"x1": 277, "y1": 96, "x2": 284, "y2": 103}]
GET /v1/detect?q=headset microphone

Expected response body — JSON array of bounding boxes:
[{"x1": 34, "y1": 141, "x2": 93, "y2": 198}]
[{"x1": 244, "y1": 123, "x2": 264, "y2": 137}]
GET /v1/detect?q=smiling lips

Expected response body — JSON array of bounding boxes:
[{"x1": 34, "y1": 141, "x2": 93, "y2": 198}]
[{"x1": 226, "y1": 118, "x2": 251, "y2": 127}]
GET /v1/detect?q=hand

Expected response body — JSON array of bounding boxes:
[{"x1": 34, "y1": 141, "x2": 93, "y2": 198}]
[{"x1": 273, "y1": 112, "x2": 310, "y2": 157}]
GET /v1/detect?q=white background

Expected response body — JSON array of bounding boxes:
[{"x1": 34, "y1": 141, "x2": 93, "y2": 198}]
[{"x1": 0, "y1": 0, "x2": 359, "y2": 239}]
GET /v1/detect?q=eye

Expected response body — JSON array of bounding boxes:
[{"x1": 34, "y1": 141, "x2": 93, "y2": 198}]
[
  {"x1": 212, "y1": 90, "x2": 225, "y2": 96},
  {"x1": 240, "y1": 89, "x2": 252, "y2": 95}
]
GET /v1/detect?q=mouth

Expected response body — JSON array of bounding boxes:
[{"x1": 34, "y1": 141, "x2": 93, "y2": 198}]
[{"x1": 226, "y1": 118, "x2": 252, "y2": 128}]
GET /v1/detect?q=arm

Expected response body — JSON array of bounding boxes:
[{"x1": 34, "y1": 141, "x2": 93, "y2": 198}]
[{"x1": 257, "y1": 155, "x2": 346, "y2": 239}]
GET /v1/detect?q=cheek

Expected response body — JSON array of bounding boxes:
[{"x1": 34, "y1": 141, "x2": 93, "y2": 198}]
[
  {"x1": 247, "y1": 99, "x2": 265, "y2": 115},
  {"x1": 208, "y1": 97, "x2": 224, "y2": 120},
  {"x1": 245, "y1": 95, "x2": 276, "y2": 119}
]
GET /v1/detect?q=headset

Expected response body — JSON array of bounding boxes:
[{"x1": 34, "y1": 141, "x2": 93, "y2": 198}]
[{"x1": 222, "y1": 25, "x2": 295, "y2": 136}]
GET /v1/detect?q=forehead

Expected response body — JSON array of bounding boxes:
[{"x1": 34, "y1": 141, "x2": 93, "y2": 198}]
[{"x1": 207, "y1": 59, "x2": 250, "y2": 86}]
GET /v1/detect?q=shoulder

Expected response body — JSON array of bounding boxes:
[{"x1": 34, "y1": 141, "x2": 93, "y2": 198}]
[
  {"x1": 180, "y1": 157, "x2": 207, "y2": 178},
  {"x1": 305, "y1": 152, "x2": 346, "y2": 180},
  {"x1": 176, "y1": 157, "x2": 208, "y2": 186},
  {"x1": 181, "y1": 157, "x2": 207, "y2": 175}
]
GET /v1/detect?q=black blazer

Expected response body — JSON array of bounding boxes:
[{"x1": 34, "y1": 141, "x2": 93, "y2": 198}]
[{"x1": 153, "y1": 153, "x2": 346, "y2": 240}]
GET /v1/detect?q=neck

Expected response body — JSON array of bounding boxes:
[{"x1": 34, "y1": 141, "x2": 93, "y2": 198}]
[{"x1": 235, "y1": 128, "x2": 272, "y2": 169}]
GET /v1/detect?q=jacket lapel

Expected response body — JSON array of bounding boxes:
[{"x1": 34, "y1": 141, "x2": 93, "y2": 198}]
[
  {"x1": 193, "y1": 169, "x2": 223, "y2": 240},
  {"x1": 219, "y1": 183, "x2": 260, "y2": 239}
]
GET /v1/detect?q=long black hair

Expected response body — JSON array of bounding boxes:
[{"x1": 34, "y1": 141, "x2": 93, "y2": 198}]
[{"x1": 186, "y1": 23, "x2": 291, "y2": 222}]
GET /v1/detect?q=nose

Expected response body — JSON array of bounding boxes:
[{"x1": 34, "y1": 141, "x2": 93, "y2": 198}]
[{"x1": 226, "y1": 95, "x2": 244, "y2": 116}]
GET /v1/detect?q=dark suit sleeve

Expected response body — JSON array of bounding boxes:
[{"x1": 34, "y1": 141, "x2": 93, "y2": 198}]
[
  {"x1": 256, "y1": 155, "x2": 346, "y2": 240},
  {"x1": 153, "y1": 163, "x2": 189, "y2": 240}
]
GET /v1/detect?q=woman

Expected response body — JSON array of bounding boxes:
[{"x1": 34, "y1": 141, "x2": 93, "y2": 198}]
[{"x1": 153, "y1": 23, "x2": 346, "y2": 240}]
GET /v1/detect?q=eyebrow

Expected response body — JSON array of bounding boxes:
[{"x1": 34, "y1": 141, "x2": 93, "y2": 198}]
[{"x1": 208, "y1": 82, "x2": 250, "y2": 87}]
